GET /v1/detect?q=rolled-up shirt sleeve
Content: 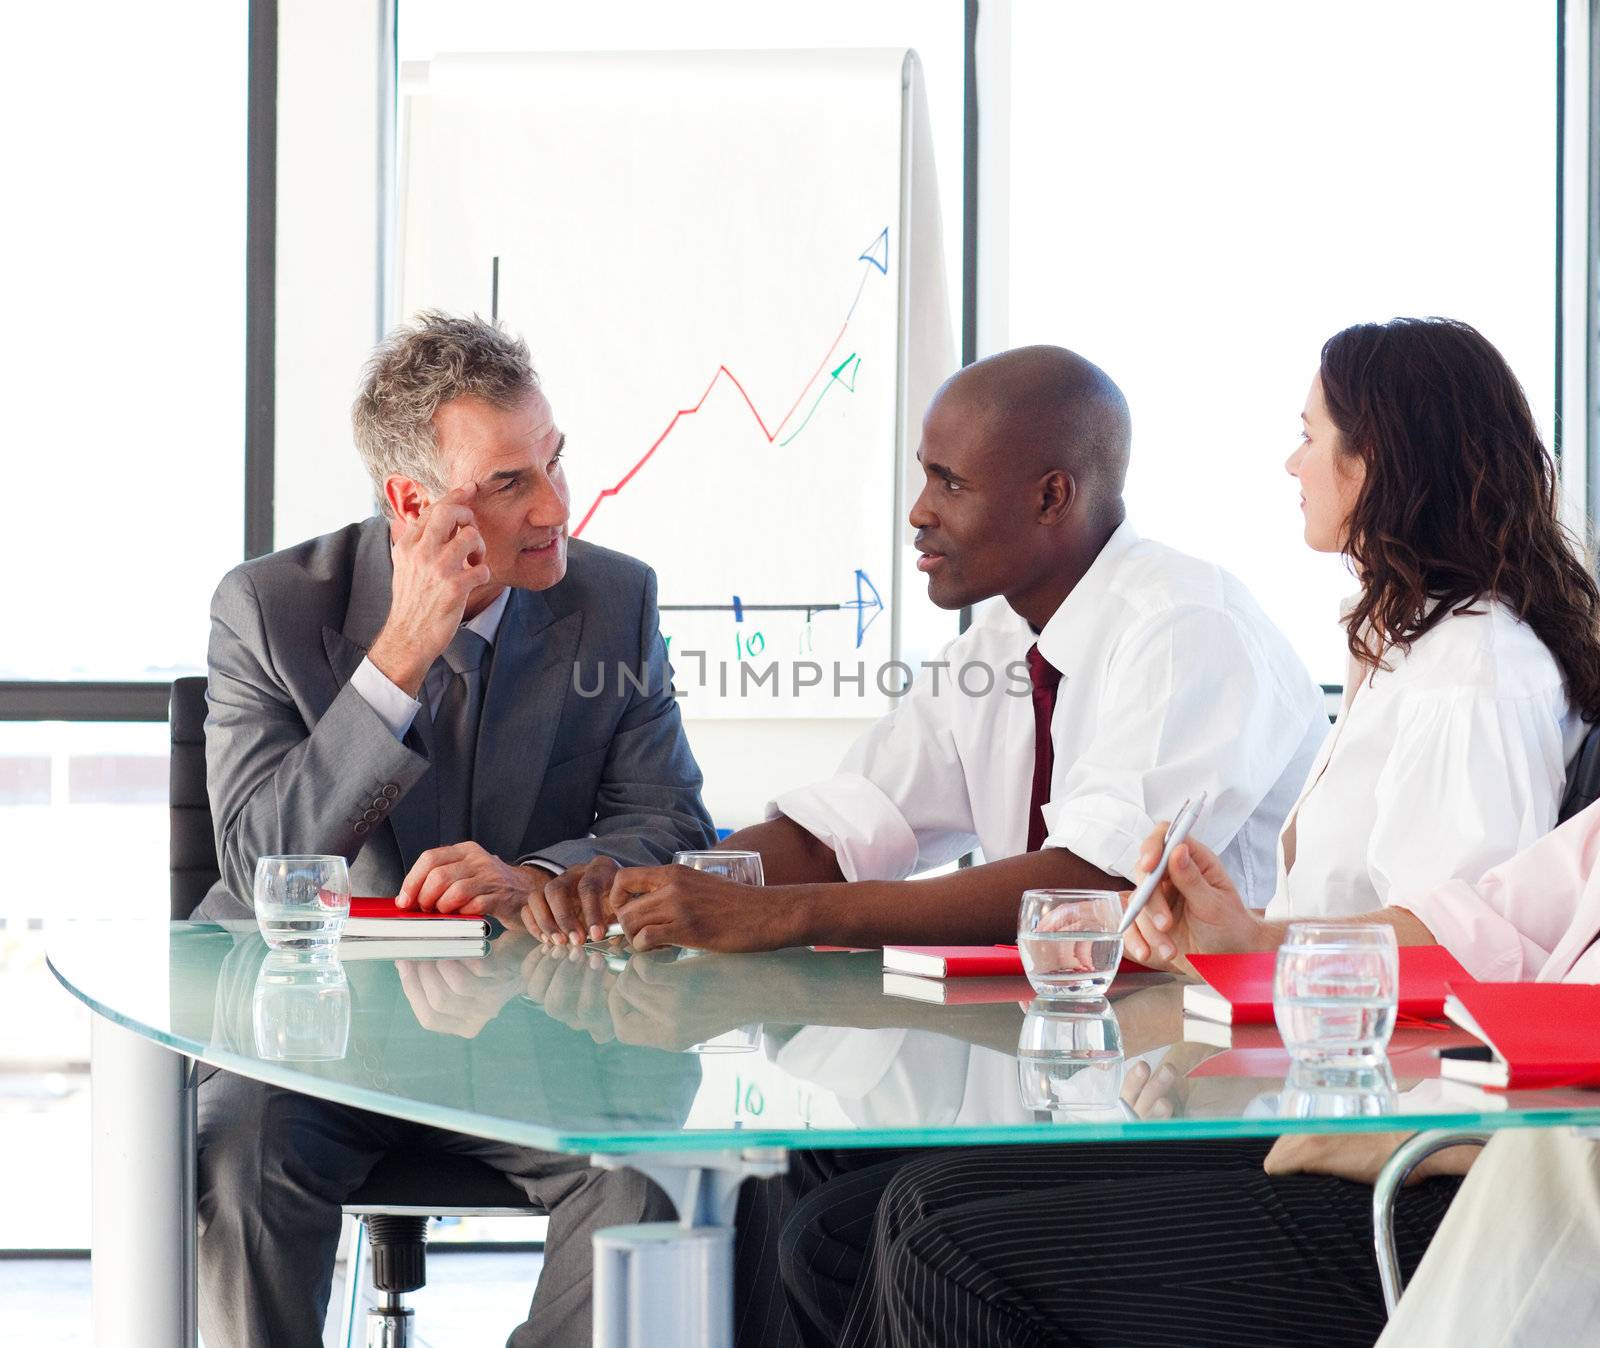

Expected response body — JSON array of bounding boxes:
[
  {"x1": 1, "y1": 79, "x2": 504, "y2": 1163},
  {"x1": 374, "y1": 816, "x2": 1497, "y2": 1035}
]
[
  {"x1": 1396, "y1": 794, "x2": 1600, "y2": 981},
  {"x1": 1043, "y1": 607, "x2": 1317, "y2": 883},
  {"x1": 1369, "y1": 686, "x2": 1571, "y2": 976},
  {"x1": 767, "y1": 649, "x2": 978, "y2": 882}
]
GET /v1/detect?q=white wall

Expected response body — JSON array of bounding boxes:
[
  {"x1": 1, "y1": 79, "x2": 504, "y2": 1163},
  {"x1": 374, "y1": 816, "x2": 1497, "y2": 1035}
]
[{"x1": 685, "y1": 720, "x2": 865, "y2": 832}]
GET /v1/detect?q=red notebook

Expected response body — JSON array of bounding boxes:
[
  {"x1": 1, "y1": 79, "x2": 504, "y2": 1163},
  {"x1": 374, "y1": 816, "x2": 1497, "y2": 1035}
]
[
  {"x1": 344, "y1": 896, "x2": 494, "y2": 940},
  {"x1": 1441, "y1": 983, "x2": 1600, "y2": 1090},
  {"x1": 883, "y1": 945, "x2": 1025, "y2": 977},
  {"x1": 882, "y1": 945, "x2": 1156, "y2": 979},
  {"x1": 1183, "y1": 946, "x2": 1473, "y2": 1025}
]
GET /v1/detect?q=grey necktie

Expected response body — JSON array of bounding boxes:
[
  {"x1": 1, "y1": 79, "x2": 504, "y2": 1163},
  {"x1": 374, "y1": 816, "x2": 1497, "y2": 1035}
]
[{"x1": 426, "y1": 626, "x2": 491, "y2": 844}]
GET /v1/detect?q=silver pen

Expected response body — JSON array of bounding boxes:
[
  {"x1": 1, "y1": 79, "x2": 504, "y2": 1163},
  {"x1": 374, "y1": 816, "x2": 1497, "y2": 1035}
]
[{"x1": 1118, "y1": 792, "x2": 1208, "y2": 935}]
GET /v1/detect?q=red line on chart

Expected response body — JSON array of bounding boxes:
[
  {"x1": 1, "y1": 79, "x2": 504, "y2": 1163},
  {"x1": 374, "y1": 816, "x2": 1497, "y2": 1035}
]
[
  {"x1": 571, "y1": 327, "x2": 844, "y2": 538},
  {"x1": 570, "y1": 233, "x2": 888, "y2": 539}
]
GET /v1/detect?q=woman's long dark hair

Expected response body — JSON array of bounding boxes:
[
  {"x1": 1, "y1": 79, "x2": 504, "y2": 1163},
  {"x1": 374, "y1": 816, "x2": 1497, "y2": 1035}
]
[{"x1": 1321, "y1": 316, "x2": 1600, "y2": 718}]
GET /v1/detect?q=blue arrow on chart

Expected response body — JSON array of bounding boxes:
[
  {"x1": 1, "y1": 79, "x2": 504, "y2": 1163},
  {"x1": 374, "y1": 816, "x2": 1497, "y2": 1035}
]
[
  {"x1": 842, "y1": 569, "x2": 884, "y2": 648},
  {"x1": 858, "y1": 227, "x2": 890, "y2": 275}
]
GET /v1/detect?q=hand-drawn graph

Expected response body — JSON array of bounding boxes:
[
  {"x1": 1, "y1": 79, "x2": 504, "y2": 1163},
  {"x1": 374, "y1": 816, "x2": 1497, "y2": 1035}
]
[
  {"x1": 571, "y1": 228, "x2": 890, "y2": 538},
  {"x1": 662, "y1": 567, "x2": 885, "y2": 648},
  {"x1": 400, "y1": 50, "x2": 922, "y2": 716}
]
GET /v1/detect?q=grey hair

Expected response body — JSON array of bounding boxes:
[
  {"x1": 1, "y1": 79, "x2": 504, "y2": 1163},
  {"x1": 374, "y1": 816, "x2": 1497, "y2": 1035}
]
[{"x1": 351, "y1": 310, "x2": 540, "y2": 515}]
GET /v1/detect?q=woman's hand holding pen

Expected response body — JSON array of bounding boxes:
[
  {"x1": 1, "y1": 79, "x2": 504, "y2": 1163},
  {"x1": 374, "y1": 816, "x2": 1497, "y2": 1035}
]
[{"x1": 1120, "y1": 826, "x2": 1270, "y2": 973}]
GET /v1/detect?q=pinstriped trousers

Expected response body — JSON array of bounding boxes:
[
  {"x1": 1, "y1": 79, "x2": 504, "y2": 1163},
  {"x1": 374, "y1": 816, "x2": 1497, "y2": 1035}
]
[
  {"x1": 732, "y1": 1147, "x2": 930, "y2": 1348},
  {"x1": 778, "y1": 1140, "x2": 1460, "y2": 1348}
]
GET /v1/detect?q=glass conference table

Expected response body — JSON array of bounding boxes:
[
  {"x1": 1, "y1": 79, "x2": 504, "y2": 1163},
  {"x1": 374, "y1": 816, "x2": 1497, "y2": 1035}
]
[{"x1": 50, "y1": 918, "x2": 1600, "y2": 1347}]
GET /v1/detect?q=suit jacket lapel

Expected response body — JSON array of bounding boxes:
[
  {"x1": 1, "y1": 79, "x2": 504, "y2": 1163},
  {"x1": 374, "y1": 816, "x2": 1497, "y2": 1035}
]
[
  {"x1": 472, "y1": 587, "x2": 584, "y2": 858},
  {"x1": 321, "y1": 518, "x2": 395, "y2": 689}
]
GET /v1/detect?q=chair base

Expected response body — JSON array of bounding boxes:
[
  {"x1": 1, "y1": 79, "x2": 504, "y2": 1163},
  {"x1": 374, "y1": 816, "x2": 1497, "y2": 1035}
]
[{"x1": 365, "y1": 1299, "x2": 415, "y2": 1348}]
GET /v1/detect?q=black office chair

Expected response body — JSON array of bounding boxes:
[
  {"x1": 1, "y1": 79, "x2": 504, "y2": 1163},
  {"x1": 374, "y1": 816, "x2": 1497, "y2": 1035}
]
[
  {"x1": 1560, "y1": 719, "x2": 1600, "y2": 824},
  {"x1": 169, "y1": 677, "x2": 540, "y2": 1347}
]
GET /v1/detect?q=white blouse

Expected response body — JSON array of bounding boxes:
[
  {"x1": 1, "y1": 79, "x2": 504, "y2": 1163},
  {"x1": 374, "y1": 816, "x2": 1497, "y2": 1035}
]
[{"x1": 1265, "y1": 598, "x2": 1586, "y2": 923}]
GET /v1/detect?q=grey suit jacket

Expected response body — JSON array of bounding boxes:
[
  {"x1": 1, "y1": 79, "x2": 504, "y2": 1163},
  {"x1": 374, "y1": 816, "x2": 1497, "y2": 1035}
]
[{"x1": 198, "y1": 517, "x2": 715, "y2": 913}]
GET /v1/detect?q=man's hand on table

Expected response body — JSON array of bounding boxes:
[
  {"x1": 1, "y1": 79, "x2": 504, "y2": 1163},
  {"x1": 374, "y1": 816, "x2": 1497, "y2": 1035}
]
[
  {"x1": 396, "y1": 842, "x2": 540, "y2": 925},
  {"x1": 525, "y1": 856, "x2": 622, "y2": 946},
  {"x1": 607, "y1": 864, "x2": 798, "y2": 953},
  {"x1": 1263, "y1": 1130, "x2": 1483, "y2": 1186},
  {"x1": 1120, "y1": 826, "x2": 1273, "y2": 974}
]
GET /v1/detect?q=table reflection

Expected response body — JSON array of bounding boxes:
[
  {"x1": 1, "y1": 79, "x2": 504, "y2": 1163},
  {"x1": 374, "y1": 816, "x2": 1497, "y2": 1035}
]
[
  {"x1": 1275, "y1": 1061, "x2": 1401, "y2": 1119},
  {"x1": 1016, "y1": 996, "x2": 1126, "y2": 1114},
  {"x1": 161, "y1": 925, "x2": 1522, "y2": 1141},
  {"x1": 251, "y1": 948, "x2": 351, "y2": 1062}
]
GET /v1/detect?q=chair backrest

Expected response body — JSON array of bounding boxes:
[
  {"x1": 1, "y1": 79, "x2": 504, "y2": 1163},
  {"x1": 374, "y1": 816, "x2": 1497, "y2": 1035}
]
[
  {"x1": 169, "y1": 676, "x2": 219, "y2": 919},
  {"x1": 1559, "y1": 720, "x2": 1600, "y2": 825}
]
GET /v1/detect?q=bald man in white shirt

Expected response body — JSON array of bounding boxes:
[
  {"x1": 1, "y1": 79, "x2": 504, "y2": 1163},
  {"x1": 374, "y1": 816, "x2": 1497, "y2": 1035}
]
[{"x1": 534, "y1": 344, "x2": 1328, "y2": 956}]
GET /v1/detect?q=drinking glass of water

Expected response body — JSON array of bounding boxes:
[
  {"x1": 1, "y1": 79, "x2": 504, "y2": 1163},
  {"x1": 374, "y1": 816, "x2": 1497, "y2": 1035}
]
[
  {"x1": 254, "y1": 854, "x2": 351, "y2": 953},
  {"x1": 674, "y1": 850, "x2": 765, "y2": 885},
  {"x1": 1273, "y1": 923, "x2": 1398, "y2": 1068},
  {"x1": 1018, "y1": 889, "x2": 1124, "y2": 996}
]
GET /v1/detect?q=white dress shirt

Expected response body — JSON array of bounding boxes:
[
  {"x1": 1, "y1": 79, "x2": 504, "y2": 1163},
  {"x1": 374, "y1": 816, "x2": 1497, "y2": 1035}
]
[
  {"x1": 770, "y1": 521, "x2": 1329, "y2": 904},
  {"x1": 349, "y1": 586, "x2": 511, "y2": 740},
  {"x1": 1265, "y1": 597, "x2": 1585, "y2": 924}
]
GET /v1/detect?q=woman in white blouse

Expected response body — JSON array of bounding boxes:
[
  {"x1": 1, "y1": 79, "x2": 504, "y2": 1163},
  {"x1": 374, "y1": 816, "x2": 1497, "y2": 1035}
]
[{"x1": 1123, "y1": 314, "x2": 1600, "y2": 978}]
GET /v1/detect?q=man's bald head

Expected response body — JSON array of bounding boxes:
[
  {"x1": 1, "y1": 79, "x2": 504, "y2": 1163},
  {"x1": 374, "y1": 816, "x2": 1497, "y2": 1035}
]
[
  {"x1": 910, "y1": 345, "x2": 1133, "y2": 622},
  {"x1": 939, "y1": 345, "x2": 1131, "y2": 521}
]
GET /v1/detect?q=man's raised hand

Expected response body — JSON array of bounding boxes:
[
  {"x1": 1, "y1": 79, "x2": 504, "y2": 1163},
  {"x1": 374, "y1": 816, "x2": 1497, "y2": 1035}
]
[{"x1": 368, "y1": 485, "x2": 492, "y2": 695}]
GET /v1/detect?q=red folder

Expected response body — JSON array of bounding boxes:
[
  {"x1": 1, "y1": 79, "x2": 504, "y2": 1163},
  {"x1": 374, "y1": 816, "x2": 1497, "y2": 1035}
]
[
  {"x1": 883, "y1": 945, "x2": 1025, "y2": 977},
  {"x1": 882, "y1": 945, "x2": 1157, "y2": 980},
  {"x1": 344, "y1": 896, "x2": 493, "y2": 939},
  {"x1": 1441, "y1": 983, "x2": 1600, "y2": 1090},
  {"x1": 1184, "y1": 945, "x2": 1474, "y2": 1025}
]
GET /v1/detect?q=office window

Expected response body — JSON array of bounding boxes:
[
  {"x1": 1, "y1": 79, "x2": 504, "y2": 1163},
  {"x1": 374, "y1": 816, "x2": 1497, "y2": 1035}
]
[
  {"x1": 0, "y1": 0, "x2": 244, "y2": 1253},
  {"x1": 0, "y1": 1, "x2": 246, "y2": 680},
  {"x1": 0, "y1": 721, "x2": 168, "y2": 1249},
  {"x1": 1003, "y1": 0, "x2": 1558, "y2": 685}
]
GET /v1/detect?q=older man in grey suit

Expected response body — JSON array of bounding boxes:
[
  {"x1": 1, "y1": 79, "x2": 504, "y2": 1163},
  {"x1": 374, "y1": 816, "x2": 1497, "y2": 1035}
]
[{"x1": 196, "y1": 312, "x2": 715, "y2": 1348}]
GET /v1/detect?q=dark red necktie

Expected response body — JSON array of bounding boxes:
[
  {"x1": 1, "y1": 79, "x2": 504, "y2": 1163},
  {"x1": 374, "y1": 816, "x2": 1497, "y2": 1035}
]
[{"x1": 1026, "y1": 643, "x2": 1063, "y2": 852}]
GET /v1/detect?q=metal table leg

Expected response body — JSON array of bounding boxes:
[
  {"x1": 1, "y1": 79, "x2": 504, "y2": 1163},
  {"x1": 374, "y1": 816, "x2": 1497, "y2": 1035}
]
[
  {"x1": 588, "y1": 1147, "x2": 788, "y2": 1348},
  {"x1": 1372, "y1": 1127, "x2": 1489, "y2": 1315},
  {"x1": 90, "y1": 1019, "x2": 198, "y2": 1347}
]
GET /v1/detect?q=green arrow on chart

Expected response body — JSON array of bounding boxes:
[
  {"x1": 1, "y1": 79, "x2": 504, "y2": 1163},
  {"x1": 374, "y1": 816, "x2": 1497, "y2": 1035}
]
[{"x1": 777, "y1": 353, "x2": 861, "y2": 447}]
